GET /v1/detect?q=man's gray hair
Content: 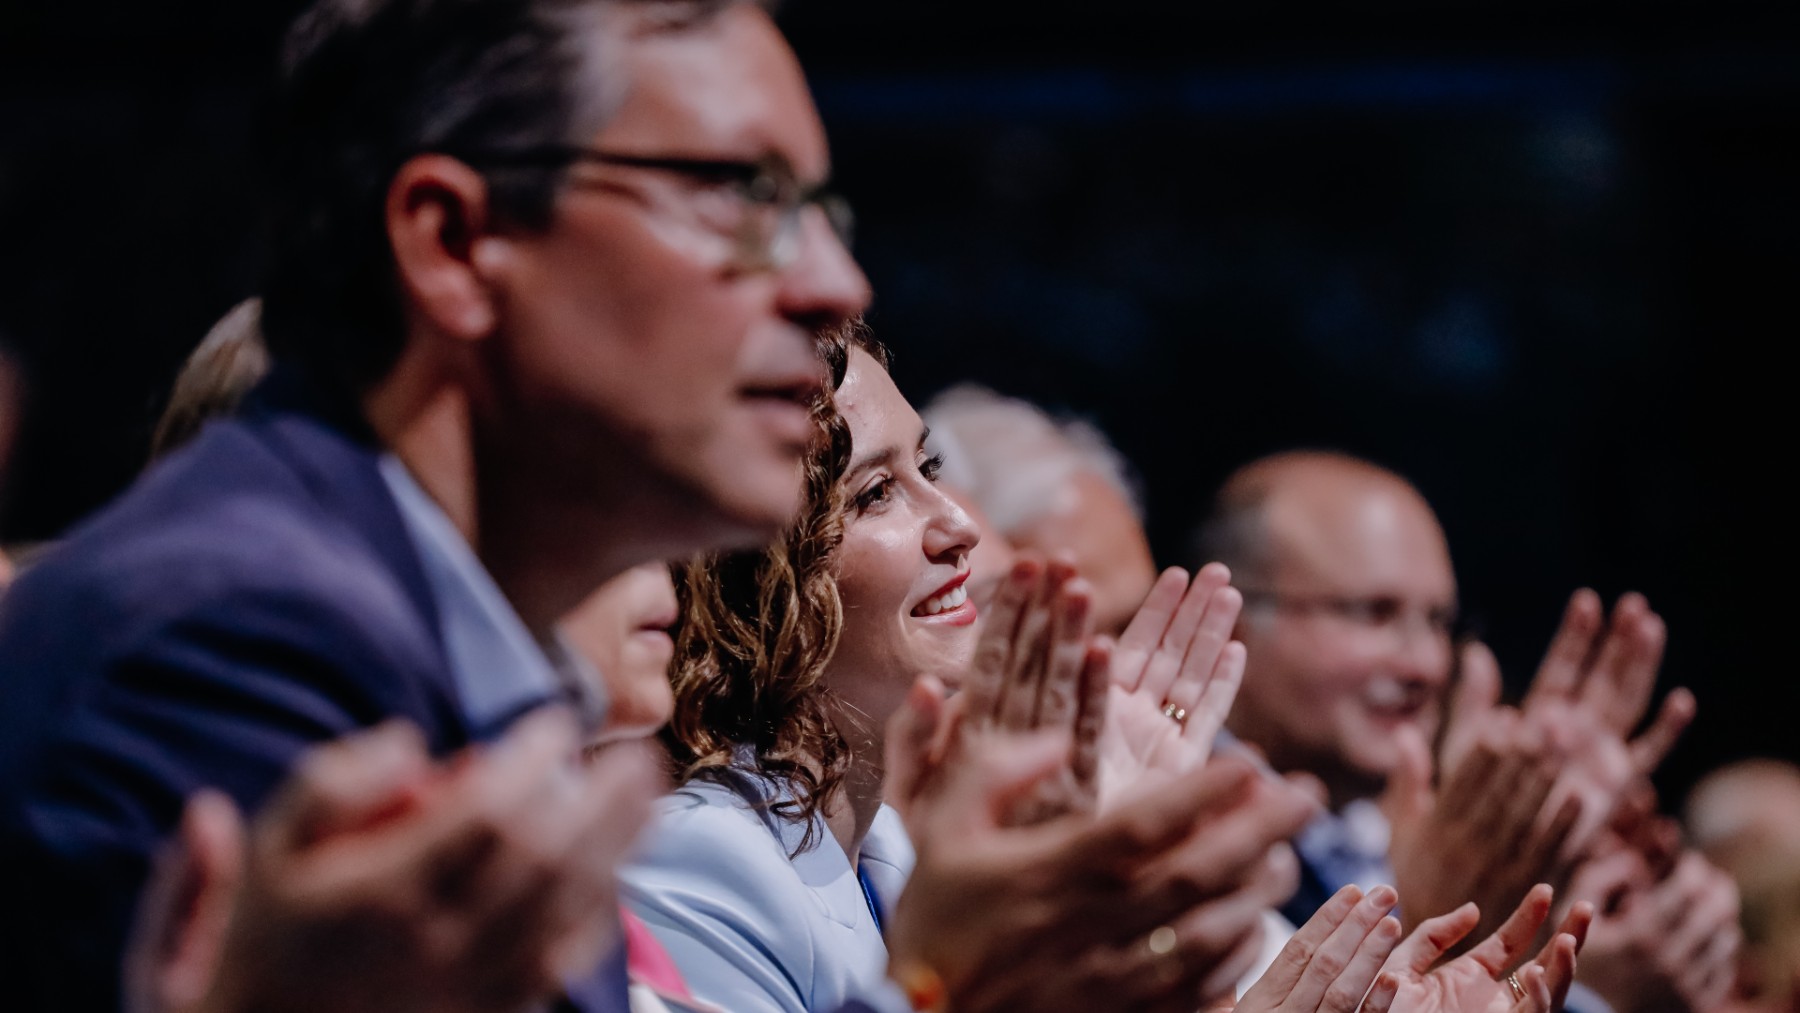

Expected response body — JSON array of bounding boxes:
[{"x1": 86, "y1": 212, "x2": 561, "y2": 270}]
[{"x1": 921, "y1": 384, "x2": 1143, "y2": 536}]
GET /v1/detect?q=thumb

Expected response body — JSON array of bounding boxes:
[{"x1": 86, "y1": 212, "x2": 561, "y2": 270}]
[
  {"x1": 1382, "y1": 724, "x2": 1434, "y2": 829},
  {"x1": 1444, "y1": 642, "x2": 1502, "y2": 764},
  {"x1": 126, "y1": 790, "x2": 247, "y2": 1013},
  {"x1": 884, "y1": 676, "x2": 947, "y2": 812},
  {"x1": 927, "y1": 729, "x2": 1071, "y2": 839}
]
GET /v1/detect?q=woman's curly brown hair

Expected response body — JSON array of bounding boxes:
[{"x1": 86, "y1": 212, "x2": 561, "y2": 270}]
[{"x1": 661, "y1": 319, "x2": 892, "y2": 854}]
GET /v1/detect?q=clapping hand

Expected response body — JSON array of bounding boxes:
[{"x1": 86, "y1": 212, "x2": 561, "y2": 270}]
[
  {"x1": 1099, "y1": 564, "x2": 1246, "y2": 809},
  {"x1": 1380, "y1": 885, "x2": 1591, "y2": 1013},
  {"x1": 923, "y1": 556, "x2": 1111, "y2": 823},
  {"x1": 126, "y1": 712, "x2": 661, "y2": 1013}
]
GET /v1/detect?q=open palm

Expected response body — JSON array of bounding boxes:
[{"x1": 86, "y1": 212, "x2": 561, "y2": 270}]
[
  {"x1": 1097, "y1": 564, "x2": 1245, "y2": 808},
  {"x1": 1379, "y1": 887, "x2": 1587, "y2": 1013}
]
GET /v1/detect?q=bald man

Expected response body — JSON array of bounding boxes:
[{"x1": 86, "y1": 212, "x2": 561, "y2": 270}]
[
  {"x1": 1195, "y1": 451, "x2": 1739, "y2": 1013},
  {"x1": 1195, "y1": 451, "x2": 1458, "y2": 817}
]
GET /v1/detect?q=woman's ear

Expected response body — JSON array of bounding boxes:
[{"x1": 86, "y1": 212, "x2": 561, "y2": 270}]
[{"x1": 385, "y1": 155, "x2": 499, "y2": 343}]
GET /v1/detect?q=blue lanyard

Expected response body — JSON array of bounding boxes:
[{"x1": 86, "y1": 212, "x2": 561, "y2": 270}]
[{"x1": 858, "y1": 865, "x2": 886, "y2": 934}]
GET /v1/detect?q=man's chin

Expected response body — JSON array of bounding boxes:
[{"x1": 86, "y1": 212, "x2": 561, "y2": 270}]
[{"x1": 684, "y1": 465, "x2": 806, "y2": 552}]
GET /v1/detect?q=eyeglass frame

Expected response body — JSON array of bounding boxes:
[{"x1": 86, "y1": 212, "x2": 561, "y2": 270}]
[
  {"x1": 454, "y1": 145, "x2": 854, "y2": 272},
  {"x1": 1236, "y1": 586, "x2": 1464, "y2": 644}
]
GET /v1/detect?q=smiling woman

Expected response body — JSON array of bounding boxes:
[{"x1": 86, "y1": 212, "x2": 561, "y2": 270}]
[{"x1": 622, "y1": 318, "x2": 985, "y2": 1013}]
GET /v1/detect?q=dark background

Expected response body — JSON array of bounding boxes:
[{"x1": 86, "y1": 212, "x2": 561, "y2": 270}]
[{"x1": 1, "y1": 0, "x2": 1794, "y2": 805}]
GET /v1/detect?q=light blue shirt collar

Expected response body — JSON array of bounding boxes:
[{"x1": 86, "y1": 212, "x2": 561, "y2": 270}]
[{"x1": 378, "y1": 455, "x2": 604, "y2": 739}]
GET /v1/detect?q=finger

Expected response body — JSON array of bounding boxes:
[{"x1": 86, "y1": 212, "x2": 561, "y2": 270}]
[
  {"x1": 1512, "y1": 961, "x2": 1552, "y2": 1013},
  {"x1": 1592, "y1": 597, "x2": 1666, "y2": 734},
  {"x1": 126, "y1": 790, "x2": 247, "y2": 1012},
  {"x1": 543, "y1": 741, "x2": 664, "y2": 979},
  {"x1": 1380, "y1": 724, "x2": 1434, "y2": 830},
  {"x1": 1529, "y1": 901, "x2": 1592, "y2": 969},
  {"x1": 1524, "y1": 590, "x2": 1603, "y2": 710},
  {"x1": 1286, "y1": 884, "x2": 1400, "y2": 1013},
  {"x1": 1241, "y1": 884, "x2": 1365, "y2": 1003},
  {"x1": 923, "y1": 728, "x2": 1072, "y2": 841},
  {"x1": 1540, "y1": 934, "x2": 1579, "y2": 1013},
  {"x1": 1434, "y1": 720, "x2": 1507, "y2": 824},
  {"x1": 1326, "y1": 916, "x2": 1403, "y2": 1013},
  {"x1": 1361, "y1": 970, "x2": 1403, "y2": 1013},
  {"x1": 1114, "y1": 778, "x2": 1315, "y2": 935},
  {"x1": 1140, "y1": 563, "x2": 1231, "y2": 704},
  {"x1": 1611, "y1": 607, "x2": 1667, "y2": 732},
  {"x1": 1074, "y1": 755, "x2": 1258, "y2": 869},
  {"x1": 883, "y1": 676, "x2": 947, "y2": 811},
  {"x1": 1188, "y1": 910, "x2": 1274, "y2": 1011},
  {"x1": 1628, "y1": 688, "x2": 1695, "y2": 777},
  {"x1": 1445, "y1": 641, "x2": 1504, "y2": 765},
  {"x1": 998, "y1": 574, "x2": 1062, "y2": 730},
  {"x1": 427, "y1": 708, "x2": 591, "y2": 913},
  {"x1": 963, "y1": 558, "x2": 1041, "y2": 722},
  {"x1": 1070, "y1": 641, "x2": 1111, "y2": 804},
  {"x1": 1649, "y1": 852, "x2": 1711, "y2": 934},
  {"x1": 1563, "y1": 848, "x2": 1642, "y2": 913},
  {"x1": 1465, "y1": 884, "x2": 1554, "y2": 977},
  {"x1": 1387, "y1": 902, "x2": 1479, "y2": 975},
  {"x1": 1164, "y1": 847, "x2": 1296, "y2": 1005},
  {"x1": 1114, "y1": 567, "x2": 1191, "y2": 689},
  {"x1": 1034, "y1": 579, "x2": 1095, "y2": 734},
  {"x1": 1182, "y1": 640, "x2": 1245, "y2": 762},
  {"x1": 1518, "y1": 785, "x2": 1583, "y2": 886},
  {"x1": 1163, "y1": 582, "x2": 1242, "y2": 721},
  {"x1": 1688, "y1": 923, "x2": 1743, "y2": 1008},
  {"x1": 1666, "y1": 857, "x2": 1739, "y2": 962},
  {"x1": 268, "y1": 719, "x2": 434, "y2": 849}
]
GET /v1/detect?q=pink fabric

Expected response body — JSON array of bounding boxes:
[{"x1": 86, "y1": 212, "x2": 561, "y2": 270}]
[{"x1": 623, "y1": 906, "x2": 698, "y2": 1002}]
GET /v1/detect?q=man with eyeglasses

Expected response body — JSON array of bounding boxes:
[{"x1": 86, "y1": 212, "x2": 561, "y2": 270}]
[
  {"x1": 1190, "y1": 450, "x2": 1725, "y2": 1013},
  {"x1": 0, "y1": 1, "x2": 1312, "y2": 1010}
]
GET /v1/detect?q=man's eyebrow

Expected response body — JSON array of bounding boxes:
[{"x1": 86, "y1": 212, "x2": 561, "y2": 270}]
[{"x1": 918, "y1": 426, "x2": 931, "y2": 452}]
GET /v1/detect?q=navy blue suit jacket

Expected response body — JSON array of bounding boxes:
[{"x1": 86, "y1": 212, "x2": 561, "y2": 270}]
[{"x1": 0, "y1": 374, "x2": 619, "y2": 1009}]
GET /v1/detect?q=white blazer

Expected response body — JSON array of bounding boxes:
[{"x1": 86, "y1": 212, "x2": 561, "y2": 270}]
[{"x1": 621, "y1": 767, "x2": 916, "y2": 1013}]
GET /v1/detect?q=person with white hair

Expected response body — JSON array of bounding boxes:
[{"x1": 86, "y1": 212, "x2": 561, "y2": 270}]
[{"x1": 922, "y1": 384, "x2": 1156, "y2": 635}]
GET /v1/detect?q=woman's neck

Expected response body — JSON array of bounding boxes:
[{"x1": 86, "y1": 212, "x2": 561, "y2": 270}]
[{"x1": 822, "y1": 722, "x2": 887, "y2": 866}]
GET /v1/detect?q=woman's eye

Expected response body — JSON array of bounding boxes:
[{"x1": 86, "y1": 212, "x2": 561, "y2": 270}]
[
  {"x1": 919, "y1": 452, "x2": 945, "y2": 483},
  {"x1": 853, "y1": 477, "x2": 893, "y2": 512}
]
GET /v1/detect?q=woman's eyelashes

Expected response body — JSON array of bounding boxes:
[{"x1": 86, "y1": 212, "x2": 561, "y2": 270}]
[
  {"x1": 919, "y1": 452, "x2": 944, "y2": 483},
  {"x1": 850, "y1": 452, "x2": 946, "y2": 515},
  {"x1": 852, "y1": 474, "x2": 894, "y2": 513}
]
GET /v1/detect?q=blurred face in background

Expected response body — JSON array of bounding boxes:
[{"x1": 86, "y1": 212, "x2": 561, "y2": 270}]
[
  {"x1": 1225, "y1": 462, "x2": 1457, "y2": 809},
  {"x1": 562, "y1": 562, "x2": 680, "y2": 745},
  {"x1": 825, "y1": 349, "x2": 983, "y2": 737},
  {"x1": 1007, "y1": 469, "x2": 1156, "y2": 636},
  {"x1": 476, "y1": 5, "x2": 870, "y2": 558}
]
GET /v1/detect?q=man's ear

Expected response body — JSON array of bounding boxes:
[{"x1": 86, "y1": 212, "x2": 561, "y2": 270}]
[{"x1": 385, "y1": 155, "x2": 502, "y2": 344}]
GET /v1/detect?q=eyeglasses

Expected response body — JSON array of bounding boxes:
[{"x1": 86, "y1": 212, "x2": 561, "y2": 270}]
[
  {"x1": 460, "y1": 145, "x2": 854, "y2": 272},
  {"x1": 1238, "y1": 588, "x2": 1461, "y2": 644}
]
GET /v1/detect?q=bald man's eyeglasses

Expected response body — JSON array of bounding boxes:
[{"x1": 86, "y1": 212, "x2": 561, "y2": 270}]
[{"x1": 1239, "y1": 588, "x2": 1461, "y2": 643}]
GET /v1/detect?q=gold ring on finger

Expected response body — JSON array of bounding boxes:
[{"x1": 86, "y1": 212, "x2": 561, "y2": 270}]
[
  {"x1": 1506, "y1": 972, "x2": 1526, "y2": 1003},
  {"x1": 1160, "y1": 703, "x2": 1188, "y2": 726}
]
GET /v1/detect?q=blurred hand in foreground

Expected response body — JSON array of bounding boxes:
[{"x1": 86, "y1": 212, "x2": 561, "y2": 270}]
[
  {"x1": 886, "y1": 674, "x2": 1315, "y2": 1013},
  {"x1": 126, "y1": 711, "x2": 661, "y2": 1013}
]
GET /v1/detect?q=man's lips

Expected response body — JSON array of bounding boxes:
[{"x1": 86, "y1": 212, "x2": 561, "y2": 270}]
[{"x1": 740, "y1": 377, "x2": 821, "y2": 446}]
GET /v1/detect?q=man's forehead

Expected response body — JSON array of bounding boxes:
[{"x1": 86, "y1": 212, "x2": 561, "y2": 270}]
[
  {"x1": 1265, "y1": 479, "x2": 1453, "y2": 592},
  {"x1": 591, "y1": 5, "x2": 829, "y2": 177}
]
